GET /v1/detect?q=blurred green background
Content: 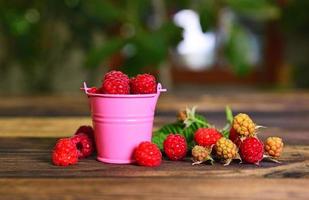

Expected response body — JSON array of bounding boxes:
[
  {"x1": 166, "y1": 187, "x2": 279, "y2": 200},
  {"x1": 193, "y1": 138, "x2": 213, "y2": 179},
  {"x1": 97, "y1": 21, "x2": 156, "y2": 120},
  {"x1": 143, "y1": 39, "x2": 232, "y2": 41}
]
[{"x1": 0, "y1": 0, "x2": 309, "y2": 94}]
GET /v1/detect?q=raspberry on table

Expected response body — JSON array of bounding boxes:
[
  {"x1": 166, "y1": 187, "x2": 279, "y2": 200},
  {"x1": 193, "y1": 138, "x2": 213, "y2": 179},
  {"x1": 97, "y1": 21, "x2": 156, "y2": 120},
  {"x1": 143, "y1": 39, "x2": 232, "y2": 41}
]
[
  {"x1": 52, "y1": 138, "x2": 78, "y2": 166},
  {"x1": 264, "y1": 137, "x2": 284, "y2": 158},
  {"x1": 134, "y1": 141, "x2": 162, "y2": 167},
  {"x1": 240, "y1": 137, "x2": 264, "y2": 165},
  {"x1": 191, "y1": 145, "x2": 213, "y2": 165},
  {"x1": 229, "y1": 128, "x2": 242, "y2": 147},
  {"x1": 102, "y1": 78, "x2": 130, "y2": 94},
  {"x1": 214, "y1": 137, "x2": 240, "y2": 166},
  {"x1": 130, "y1": 74, "x2": 157, "y2": 94},
  {"x1": 71, "y1": 133, "x2": 95, "y2": 158},
  {"x1": 75, "y1": 125, "x2": 95, "y2": 142},
  {"x1": 233, "y1": 113, "x2": 256, "y2": 137},
  {"x1": 163, "y1": 134, "x2": 187, "y2": 161},
  {"x1": 194, "y1": 128, "x2": 222, "y2": 148}
]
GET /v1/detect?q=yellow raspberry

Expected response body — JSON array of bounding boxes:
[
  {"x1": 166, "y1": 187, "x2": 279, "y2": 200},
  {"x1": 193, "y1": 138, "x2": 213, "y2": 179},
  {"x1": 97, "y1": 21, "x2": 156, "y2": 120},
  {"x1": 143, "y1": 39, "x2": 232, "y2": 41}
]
[
  {"x1": 265, "y1": 137, "x2": 284, "y2": 158},
  {"x1": 192, "y1": 145, "x2": 210, "y2": 162},
  {"x1": 214, "y1": 137, "x2": 239, "y2": 165},
  {"x1": 233, "y1": 113, "x2": 256, "y2": 137}
]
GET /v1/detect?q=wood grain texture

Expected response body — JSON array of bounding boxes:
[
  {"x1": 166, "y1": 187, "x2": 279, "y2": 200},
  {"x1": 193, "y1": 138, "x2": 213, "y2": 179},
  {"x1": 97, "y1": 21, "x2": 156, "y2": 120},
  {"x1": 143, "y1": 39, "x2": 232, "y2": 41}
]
[
  {"x1": 1, "y1": 92, "x2": 309, "y2": 116},
  {"x1": 0, "y1": 116, "x2": 308, "y2": 146},
  {"x1": 0, "y1": 94, "x2": 309, "y2": 199},
  {"x1": 0, "y1": 138, "x2": 308, "y2": 179},
  {"x1": 1, "y1": 178, "x2": 309, "y2": 200}
]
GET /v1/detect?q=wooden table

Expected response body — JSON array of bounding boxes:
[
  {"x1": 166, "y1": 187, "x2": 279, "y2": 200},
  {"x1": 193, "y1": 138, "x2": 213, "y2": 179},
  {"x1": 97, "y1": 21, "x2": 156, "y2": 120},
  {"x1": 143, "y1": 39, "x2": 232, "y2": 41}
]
[{"x1": 1, "y1": 91, "x2": 309, "y2": 199}]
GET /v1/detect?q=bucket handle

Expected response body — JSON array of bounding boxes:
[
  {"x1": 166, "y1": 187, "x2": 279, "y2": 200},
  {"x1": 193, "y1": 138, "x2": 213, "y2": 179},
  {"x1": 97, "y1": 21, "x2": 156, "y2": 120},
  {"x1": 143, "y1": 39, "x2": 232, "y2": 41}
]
[
  {"x1": 81, "y1": 82, "x2": 90, "y2": 95},
  {"x1": 157, "y1": 83, "x2": 167, "y2": 94}
]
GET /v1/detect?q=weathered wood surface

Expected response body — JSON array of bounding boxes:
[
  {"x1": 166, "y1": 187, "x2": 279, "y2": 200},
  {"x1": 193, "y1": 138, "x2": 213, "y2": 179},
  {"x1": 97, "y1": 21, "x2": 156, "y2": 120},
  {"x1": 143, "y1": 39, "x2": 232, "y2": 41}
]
[
  {"x1": 1, "y1": 91, "x2": 309, "y2": 116},
  {"x1": 1, "y1": 178, "x2": 309, "y2": 200},
  {"x1": 0, "y1": 137, "x2": 308, "y2": 179},
  {"x1": 0, "y1": 93, "x2": 309, "y2": 199}
]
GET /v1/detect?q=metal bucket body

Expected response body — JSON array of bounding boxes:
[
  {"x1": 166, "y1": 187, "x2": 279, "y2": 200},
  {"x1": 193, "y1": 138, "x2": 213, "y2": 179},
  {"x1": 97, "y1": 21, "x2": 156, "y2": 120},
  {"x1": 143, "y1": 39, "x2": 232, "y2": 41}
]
[{"x1": 82, "y1": 82, "x2": 166, "y2": 164}]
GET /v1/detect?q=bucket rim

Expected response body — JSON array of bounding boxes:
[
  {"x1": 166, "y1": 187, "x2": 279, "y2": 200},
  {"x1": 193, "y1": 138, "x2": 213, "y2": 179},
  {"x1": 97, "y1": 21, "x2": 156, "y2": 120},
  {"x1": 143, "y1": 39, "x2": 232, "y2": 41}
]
[{"x1": 81, "y1": 82, "x2": 166, "y2": 98}]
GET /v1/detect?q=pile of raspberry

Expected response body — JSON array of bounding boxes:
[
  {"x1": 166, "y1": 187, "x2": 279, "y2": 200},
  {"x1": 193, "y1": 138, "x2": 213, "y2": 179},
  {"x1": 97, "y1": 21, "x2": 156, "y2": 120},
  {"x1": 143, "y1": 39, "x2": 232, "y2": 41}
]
[
  {"x1": 52, "y1": 125, "x2": 95, "y2": 166},
  {"x1": 88, "y1": 70, "x2": 157, "y2": 95},
  {"x1": 189, "y1": 113, "x2": 283, "y2": 166},
  {"x1": 134, "y1": 112, "x2": 284, "y2": 167}
]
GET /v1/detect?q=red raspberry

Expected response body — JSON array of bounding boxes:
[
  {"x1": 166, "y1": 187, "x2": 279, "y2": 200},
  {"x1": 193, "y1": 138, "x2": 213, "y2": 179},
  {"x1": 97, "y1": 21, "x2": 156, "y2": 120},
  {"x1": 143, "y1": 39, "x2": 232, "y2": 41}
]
[
  {"x1": 102, "y1": 78, "x2": 130, "y2": 94},
  {"x1": 75, "y1": 125, "x2": 95, "y2": 142},
  {"x1": 229, "y1": 128, "x2": 241, "y2": 147},
  {"x1": 163, "y1": 134, "x2": 187, "y2": 161},
  {"x1": 130, "y1": 74, "x2": 157, "y2": 94},
  {"x1": 240, "y1": 137, "x2": 264, "y2": 165},
  {"x1": 71, "y1": 133, "x2": 95, "y2": 158},
  {"x1": 104, "y1": 70, "x2": 129, "y2": 83},
  {"x1": 52, "y1": 138, "x2": 78, "y2": 166},
  {"x1": 194, "y1": 128, "x2": 222, "y2": 148},
  {"x1": 87, "y1": 87, "x2": 98, "y2": 94},
  {"x1": 134, "y1": 141, "x2": 162, "y2": 167}
]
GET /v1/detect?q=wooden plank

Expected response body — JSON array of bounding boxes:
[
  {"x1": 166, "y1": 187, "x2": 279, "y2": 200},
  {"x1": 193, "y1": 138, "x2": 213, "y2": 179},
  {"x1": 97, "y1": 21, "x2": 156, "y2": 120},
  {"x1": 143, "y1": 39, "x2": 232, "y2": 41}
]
[
  {"x1": 0, "y1": 178, "x2": 309, "y2": 200},
  {"x1": 0, "y1": 117, "x2": 92, "y2": 137},
  {"x1": 0, "y1": 117, "x2": 308, "y2": 146},
  {"x1": 1, "y1": 92, "x2": 309, "y2": 116},
  {"x1": 0, "y1": 138, "x2": 308, "y2": 179}
]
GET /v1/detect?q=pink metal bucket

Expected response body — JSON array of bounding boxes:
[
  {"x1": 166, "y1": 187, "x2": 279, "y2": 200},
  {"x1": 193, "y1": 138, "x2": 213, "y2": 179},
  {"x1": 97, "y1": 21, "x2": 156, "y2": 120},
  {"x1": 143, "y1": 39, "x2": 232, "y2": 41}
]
[{"x1": 82, "y1": 82, "x2": 166, "y2": 164}]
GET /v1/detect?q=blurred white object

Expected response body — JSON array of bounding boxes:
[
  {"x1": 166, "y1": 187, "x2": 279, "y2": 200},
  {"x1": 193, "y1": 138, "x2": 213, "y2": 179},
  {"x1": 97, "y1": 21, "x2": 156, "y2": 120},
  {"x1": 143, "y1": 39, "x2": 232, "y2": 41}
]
[{"x1": 173, "y1": 9, "x2": 216, "y2": 71}]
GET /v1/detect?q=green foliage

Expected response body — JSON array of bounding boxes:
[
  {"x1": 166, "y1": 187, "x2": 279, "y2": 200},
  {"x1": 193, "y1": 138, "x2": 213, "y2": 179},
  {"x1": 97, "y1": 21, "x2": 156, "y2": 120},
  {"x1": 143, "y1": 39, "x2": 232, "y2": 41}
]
[
  {"x1": 152, "y1": 109, "x2": 208, "y2": 151},
  {"x1": 86, "y1": 38, "x2": 124, "y2": 69},
  {"x1": 221, "y1": 106, "x2": 234, "y2": 138},
  {"x1": 152, "y1": 107, "x2": 236, "y2": 150},
  {"x1": 196, "y1": 0, "x2": 218, "y2": 33},
  {"x1": 226, "y1": 0, "x2": 280, "y2": 20},
  {"x1": 281, "y1": 0, "x2": 309, "y2": 34},
  {"x1": 224, "y1": 24, "x2": 254, "y2": 76},
  {"x1": 182, "y1": 114, "x2": 208, "y2": 149},
  {"x1": 0, "y1": 0, "x2": 282, "y2": 92}
]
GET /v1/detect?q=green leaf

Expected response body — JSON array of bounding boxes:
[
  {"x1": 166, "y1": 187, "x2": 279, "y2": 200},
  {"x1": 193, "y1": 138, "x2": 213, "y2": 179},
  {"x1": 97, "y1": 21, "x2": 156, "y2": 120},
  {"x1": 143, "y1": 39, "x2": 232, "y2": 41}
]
[
  {"x1": 225, "y1": 106, "x2": 233, "y2": 125},
  {"x1": 225, "y1": 0, "x2": 280, "y2": 21},
  {"x1": 152, "y1": 132, "x2": 167, "y2": 151},
  {"x1": 183, "y1": 106, "x2": 209, "y2": 128},
  {"x1": 82, "y1": 0, "x2": 122, "y2": 23},
  {"x1": 221, "y1": 125, "x2": 230, "y2": 139},
  {"x1": 224, "y1": 24, "x2": 254, "y2": 76},
  {"x1": 221, "y1": 106, "x2": 234, "y2": 138},
  {"x1": 85, "y1": 38, "x2": 124, "y2": 68}
]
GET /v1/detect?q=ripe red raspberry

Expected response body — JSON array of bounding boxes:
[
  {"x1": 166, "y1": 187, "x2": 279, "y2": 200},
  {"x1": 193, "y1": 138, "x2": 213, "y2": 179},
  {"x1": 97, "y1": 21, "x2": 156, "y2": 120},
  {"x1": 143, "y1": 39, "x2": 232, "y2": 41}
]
[
  {"x1": 240, "y1": 137, "x2": 264, "y2": 165},
  {"x1": 75, "y1": 125, "x2": 95, "y2": 142},
  {"x1": 229, "y1": 128, "x2": 241, "y2": 147},
  {"x1": 194, "y1": 128, "x2": 222, "y2": 148},
  {"x1": 104, "y1": 70, "x2": 129, "y2": 83},
  {"x1": 134, "y1": 141, "x2": 162, "y2": 167},
  {"x1": 71, "y1": 133, "x2": 95, "y2": 158},
  {"x1": 130, "y1": 74, "x2": 157, "y2": 94},
  {"x1": 52, "y1": 138, "x2": 78, "y2": 166},
  {"x1": 163, "y1": 134, "x2": 187, "y2": 161},
  {"x1": 102, "y1": 78, "x2": 130, "y2": 94},
  {"x1": 87, "y1": 87, "x2": 98, "y2": 94}
]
